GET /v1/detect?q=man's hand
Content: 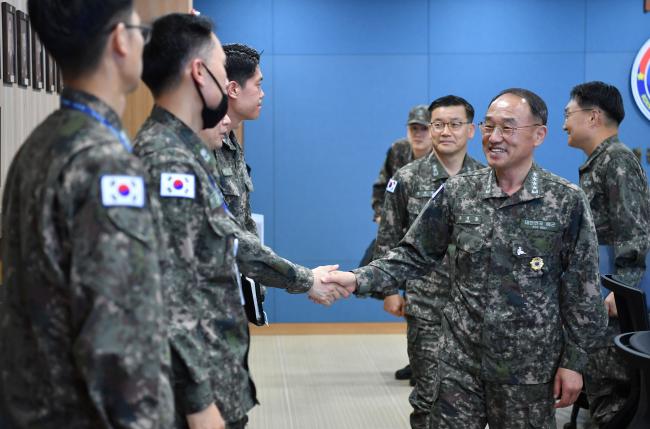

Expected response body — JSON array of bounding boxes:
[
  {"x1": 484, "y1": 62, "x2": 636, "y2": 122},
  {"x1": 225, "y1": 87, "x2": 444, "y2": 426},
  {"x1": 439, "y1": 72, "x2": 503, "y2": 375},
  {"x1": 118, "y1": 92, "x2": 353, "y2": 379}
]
[
  {"x1": 186, "y1": 403, "x2": 225, "y2": 429},
  {"x1": 383, "y1": 294, "x2": 405, "y2": 317},
  {"x1": 553, "y1": 367, "x2": 583, "y2": 408},
  {"x1": 604, "y1": 292, "x2": 618, "y2": 317},
  {"x1": 308, "y1": 264, "x2": 352, "y2": 306},
  {"x1": 320, "y1": 270, "x2": 358, "y2": 295}
]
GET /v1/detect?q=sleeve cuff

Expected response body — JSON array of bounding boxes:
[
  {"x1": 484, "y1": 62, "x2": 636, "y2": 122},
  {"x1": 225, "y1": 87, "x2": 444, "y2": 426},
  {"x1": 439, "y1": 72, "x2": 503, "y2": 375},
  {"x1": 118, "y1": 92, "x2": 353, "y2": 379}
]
[
  {"x1": 176, "y1": 378, "x2": 214, "y2": 415},
  {"x1": 559, "y1": 341, "x2": 588, "y2": 374},
  {"x1": 352, "y1": 267, "x2": 373, "y2": 296},
  {"x1": 285, "y1": 265, "x2": 313, "y2": 294}
]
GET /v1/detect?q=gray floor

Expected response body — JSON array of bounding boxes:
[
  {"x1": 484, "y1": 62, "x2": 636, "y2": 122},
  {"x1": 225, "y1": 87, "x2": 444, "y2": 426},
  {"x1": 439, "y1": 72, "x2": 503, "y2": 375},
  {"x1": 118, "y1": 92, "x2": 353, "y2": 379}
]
[{"x1": 247, "y1": 333, "x2": 590, "y2": 429}]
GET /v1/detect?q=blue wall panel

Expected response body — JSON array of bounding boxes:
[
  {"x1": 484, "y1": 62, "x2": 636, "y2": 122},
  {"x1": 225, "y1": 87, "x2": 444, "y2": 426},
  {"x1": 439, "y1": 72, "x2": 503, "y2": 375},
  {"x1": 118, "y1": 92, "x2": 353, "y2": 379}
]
[
  {"x1": 194, "y1": 0, "x2": 650, "y2": 322},
  {"x1": 273, "y1": 0, "x2": 429, "y2": 54},
  {"x1": 429, "y1": 0, "x2": 586, "y2": 54}
]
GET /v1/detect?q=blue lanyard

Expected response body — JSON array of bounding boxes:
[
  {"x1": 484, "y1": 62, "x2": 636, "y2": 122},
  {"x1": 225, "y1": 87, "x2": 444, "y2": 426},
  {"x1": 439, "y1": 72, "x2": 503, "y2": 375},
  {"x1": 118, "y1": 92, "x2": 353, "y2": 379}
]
[{"x1": 61, "y1": 98, "x2": 132, "y2": 153}]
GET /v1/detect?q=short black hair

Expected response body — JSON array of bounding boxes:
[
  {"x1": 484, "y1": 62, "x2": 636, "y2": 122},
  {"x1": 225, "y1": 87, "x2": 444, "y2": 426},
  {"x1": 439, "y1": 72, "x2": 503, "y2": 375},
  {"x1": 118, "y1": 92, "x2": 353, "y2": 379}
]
[
  {"x1": 142, "y1": 13, "x2": 215, "y2": 97},
  {"x1": 570, "y1": 81, "x2": 625, "y2": 125},
  {"x1": 223, "y1": 43, "x2": 261, "y2": 87},
  {"x1": 490, "y1": 88, "x2": 548, "y2": 125},
  {"x1": 428, "y1": 95, "x2": 475, "y2": 122},
  {"x1": 28, "y1": 0, "x2": 132, "y2": 77}
]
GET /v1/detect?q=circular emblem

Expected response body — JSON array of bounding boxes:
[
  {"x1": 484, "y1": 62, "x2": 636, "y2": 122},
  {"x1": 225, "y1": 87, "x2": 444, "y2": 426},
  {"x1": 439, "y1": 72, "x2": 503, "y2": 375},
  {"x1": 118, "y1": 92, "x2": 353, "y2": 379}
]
[
  {"x1": 631, "y1": 38, "x2": 650, "y2": 121},
  {"x1": 530, "y1": 257, "x2": 544, "y2": 271},
  {"x1": 118, "y1": 184, "x2": 130, "y2": 196}
]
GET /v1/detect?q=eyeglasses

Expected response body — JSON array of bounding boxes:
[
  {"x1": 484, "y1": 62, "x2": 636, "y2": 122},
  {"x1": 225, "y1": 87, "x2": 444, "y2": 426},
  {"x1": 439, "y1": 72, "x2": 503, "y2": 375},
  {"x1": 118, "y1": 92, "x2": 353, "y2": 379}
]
[
  {"x1": 430, "y1": 121, "x2": 470, "y2": 132},
  {"x1": 563, "y1": 108, "x2": 594, "y2": 120},
  {"x1": 478, "y1": 122, "x2": 541, "y2": 137},
  {"x1": 124, "y1": 24, "x2": 152, "y2": 44}
]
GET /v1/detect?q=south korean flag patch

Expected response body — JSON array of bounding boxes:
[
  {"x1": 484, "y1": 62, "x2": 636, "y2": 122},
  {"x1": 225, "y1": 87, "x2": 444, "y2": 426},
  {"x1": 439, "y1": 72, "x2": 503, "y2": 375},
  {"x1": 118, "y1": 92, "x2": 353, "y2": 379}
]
[
  {"x1": 160, "y1": 173, "x2": 196, "y2": 199},
  {"x1": 100, "y1": 175, "x2": 146, "y2": 207},
  {"x1": 386, "y1": 178, "x2": 398, "y2": 193}
]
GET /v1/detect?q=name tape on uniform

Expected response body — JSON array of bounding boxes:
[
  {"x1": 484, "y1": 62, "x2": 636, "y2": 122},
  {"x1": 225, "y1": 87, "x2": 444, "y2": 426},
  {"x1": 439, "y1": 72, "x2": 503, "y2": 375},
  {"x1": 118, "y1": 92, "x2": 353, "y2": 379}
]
[
  {"x1": 160, "y1": 173, "x2": 195, "y2": 199},
  {"x1": 100, "y1": 175, "x2": 145, "y2": 207},
  {"x1": 386, "y1": 178, "x2": 398, "y2": 193}
]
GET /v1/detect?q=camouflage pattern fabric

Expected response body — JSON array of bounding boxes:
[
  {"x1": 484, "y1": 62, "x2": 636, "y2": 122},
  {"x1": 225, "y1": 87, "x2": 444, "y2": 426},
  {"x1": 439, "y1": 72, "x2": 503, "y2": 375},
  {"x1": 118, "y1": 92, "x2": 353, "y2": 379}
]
[
  {"x1": 579, "y1": 135, "x2": 650, "y2": 287},
  {"x1": 134, "y1": 106, "x2": 314, "y2": 424},
  {"x1": 354, "y1": 164, "x2": 607, "y2": 425},
  {"x1": 214, "y1": 132, "x2": 258, "y2": 235},
  {"x1": 0, "y1": 89, "x2": 173, "y2": 428},
  {"x1": 374, "y1": 153, "x2": 483, "y2": 429},
  {"x1": 371, "y1": 138, "x2": 415, "y2": 220},
  {"x1": 405, "y1": 316, "x2": 440, "y2": 429},
  {"x1": 579, "y1": 135, "x2": 650, "y2": 426},
  {"x1": 432, "y1": 359, "x2": 556, "y2": 429},
  {"x1": 374, "y1": 152, "x2": 484, "y2": 321}
]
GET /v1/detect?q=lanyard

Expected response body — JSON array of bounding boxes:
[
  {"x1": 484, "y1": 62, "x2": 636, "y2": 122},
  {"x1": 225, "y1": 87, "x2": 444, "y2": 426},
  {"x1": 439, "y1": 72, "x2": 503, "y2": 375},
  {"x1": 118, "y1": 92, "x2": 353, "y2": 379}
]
[{"x1": 60, "y1": 98, "x2": 133, "y2": 153}]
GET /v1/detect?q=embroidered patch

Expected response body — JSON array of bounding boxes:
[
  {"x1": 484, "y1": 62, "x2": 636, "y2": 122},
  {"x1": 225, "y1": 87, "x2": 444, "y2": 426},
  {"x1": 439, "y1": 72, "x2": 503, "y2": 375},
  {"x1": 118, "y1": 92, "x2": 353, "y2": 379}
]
[
  {"x1": 100, "y1": 175, "x2": 145, "y2": 207},
  {"x1": 160, "y1": 173, "x2": 196, "y2": 199},
  {"x1": 521, "y1": 219, "x2": 560, "y2": 231},
  {"x1": 386, "y1": 178, "x2": 398, "y2": 193}
]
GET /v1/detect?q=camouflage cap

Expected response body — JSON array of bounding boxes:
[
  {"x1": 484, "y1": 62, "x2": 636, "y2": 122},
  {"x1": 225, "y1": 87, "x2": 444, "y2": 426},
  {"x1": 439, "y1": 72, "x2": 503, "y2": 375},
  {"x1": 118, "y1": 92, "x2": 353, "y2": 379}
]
[{"x1": 407, "y1": 105, "x2": 431, "y2": 126}]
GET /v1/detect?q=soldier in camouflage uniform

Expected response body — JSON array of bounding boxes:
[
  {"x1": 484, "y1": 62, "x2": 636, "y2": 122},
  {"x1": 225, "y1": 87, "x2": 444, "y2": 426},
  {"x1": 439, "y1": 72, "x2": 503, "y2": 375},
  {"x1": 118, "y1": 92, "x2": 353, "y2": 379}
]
[
  {"x1": 215, "y1": 43, "x2": 264, "y2": 236},
  {"x1": 325, "y1": 88, "x2": 608, "y2": 429},
  {"x1": 371, "y1": 105, "x2": 433, "y2": 223},
  {"x1": 0, "y1": 1, "x2": 174, "y2": 428},
  {"x1": 564, "y1": 81, "x2": 650, "y2": 426},
  {"x1": 374, "y1": 95, "x2": 484, "y2": 429},
  {"x1": 136, "y1": 14, "x2": 348, "y2": 429}
]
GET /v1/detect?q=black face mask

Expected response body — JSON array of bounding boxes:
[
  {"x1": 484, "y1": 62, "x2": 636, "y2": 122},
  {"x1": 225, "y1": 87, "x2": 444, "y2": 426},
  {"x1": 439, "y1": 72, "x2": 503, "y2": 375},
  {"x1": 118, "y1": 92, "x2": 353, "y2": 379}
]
[{"x1": 193, "y1": 63, "x2": 228, "y2": 129}]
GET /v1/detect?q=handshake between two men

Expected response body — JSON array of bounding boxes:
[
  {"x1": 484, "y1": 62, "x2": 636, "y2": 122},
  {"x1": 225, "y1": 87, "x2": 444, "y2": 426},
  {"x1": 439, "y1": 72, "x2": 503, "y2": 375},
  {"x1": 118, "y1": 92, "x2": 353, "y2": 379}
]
[{"x1": 307, "y1": 266, "x2": 358, "y2": 306}]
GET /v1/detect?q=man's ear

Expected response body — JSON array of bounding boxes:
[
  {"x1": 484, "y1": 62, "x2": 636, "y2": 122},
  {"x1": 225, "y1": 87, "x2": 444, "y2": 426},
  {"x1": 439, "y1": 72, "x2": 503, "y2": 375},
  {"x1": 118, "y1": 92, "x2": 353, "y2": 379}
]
[
  {"x1": 227, "y1": 80, "x2": 239, "y2": 98},
  {"x1": 533, "y1": 125, "x2": 547, "y2": 147},
  {"x1": 111, "y1": 23, "x2": 129, "y2": 57},
  {"x1": 189, "y1": 58, "x2": 205, "y2": 86}
]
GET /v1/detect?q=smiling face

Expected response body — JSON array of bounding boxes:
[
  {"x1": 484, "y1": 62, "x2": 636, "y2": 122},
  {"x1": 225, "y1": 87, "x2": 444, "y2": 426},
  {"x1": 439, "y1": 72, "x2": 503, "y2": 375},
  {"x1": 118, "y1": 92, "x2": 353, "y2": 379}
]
[
  {"x1": 429, "y1": 105, "x2": 475, "y2": 159},
  {"x1": 563, "y1": 98, "x2": 593, "y2": 150},
  {"x1": 481, "y1": 93, "x2": 545, "y2": 174}
]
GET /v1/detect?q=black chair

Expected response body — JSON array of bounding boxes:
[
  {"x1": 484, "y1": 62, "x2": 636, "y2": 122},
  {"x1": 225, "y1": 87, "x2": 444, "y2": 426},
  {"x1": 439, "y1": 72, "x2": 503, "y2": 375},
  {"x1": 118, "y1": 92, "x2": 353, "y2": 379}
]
[
  {"x1": 614, "y1": 331, "x2": 650, "y2": 429},
  {"x1": 600, "y1": 274, "x2": 650, "y2": 429}
]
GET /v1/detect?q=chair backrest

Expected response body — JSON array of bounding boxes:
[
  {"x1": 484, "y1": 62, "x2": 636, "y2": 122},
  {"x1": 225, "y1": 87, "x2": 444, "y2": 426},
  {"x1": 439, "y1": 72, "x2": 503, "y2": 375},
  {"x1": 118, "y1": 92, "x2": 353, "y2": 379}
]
[
  {"x1": 602, "y1": 274, "x2": 650, "y2": 333},
  {"x1": 599, "y1": 245, "x2": 650, "y2": 313}
]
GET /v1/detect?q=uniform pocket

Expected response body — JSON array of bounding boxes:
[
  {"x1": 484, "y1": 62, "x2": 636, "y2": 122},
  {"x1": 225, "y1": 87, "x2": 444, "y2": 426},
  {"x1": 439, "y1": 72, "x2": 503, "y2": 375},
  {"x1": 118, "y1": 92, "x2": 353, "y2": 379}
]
[
  {"x1": 199, "y1": 210, "x2": 237, "y2": 283},
  {"x1": 106, "y1": 206, "x2": 156, "y2": 247},
  {"x1": 218, "y1": 173, "x2": 241, "y2": 197}
]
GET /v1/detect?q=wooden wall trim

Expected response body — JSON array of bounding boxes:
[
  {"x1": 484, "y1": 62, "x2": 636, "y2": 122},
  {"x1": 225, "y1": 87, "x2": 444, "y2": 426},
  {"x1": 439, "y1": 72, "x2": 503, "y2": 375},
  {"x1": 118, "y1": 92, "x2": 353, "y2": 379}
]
[{"x1": 250, "y1": 322, "x2": 407, "y2": 336}]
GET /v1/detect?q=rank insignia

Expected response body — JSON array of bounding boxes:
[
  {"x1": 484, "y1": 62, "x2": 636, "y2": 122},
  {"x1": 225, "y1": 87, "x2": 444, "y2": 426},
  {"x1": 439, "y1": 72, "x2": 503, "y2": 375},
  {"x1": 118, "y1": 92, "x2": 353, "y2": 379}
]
[{"x1": 530, "y1": 257, "x2": 544, "y2": 271}]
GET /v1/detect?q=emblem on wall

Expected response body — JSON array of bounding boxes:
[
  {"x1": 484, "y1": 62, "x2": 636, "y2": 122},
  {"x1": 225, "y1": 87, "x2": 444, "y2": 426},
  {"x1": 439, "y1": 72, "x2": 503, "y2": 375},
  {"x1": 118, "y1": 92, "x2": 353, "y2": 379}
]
[{"x1": 631, "y1": 38, "x2": 650, "y2": 121}]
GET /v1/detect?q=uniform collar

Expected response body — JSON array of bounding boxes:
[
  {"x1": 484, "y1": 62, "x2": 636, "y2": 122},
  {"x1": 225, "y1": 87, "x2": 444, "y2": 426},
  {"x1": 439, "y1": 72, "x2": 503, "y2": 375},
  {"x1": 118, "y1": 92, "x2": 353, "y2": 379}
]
[
  {"x1": 579, "y1": 134, "x2": 620, "y2": 173},
  {"x1": 150, "y1": 105, "x2": 218, "y2": 170},
  {"x1": 483, "y1": 162, "x2": 544, "y2": 203},
  {"x1": 222, "y1": 131, "x2": 240, "y2": 152},
  {"x1": 61, "y1": 88, "x2": 123, "y2": 131},
  {"x1": 428, "y1": 153, "x2": 450, "y2": 181}
]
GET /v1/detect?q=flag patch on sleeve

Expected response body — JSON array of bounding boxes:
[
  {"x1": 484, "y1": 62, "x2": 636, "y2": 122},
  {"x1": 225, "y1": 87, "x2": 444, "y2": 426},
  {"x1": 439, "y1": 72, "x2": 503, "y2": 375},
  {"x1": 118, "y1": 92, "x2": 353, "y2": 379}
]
[
  {"x1": 100, "y1": 175, "x2": 146, "y2": 207},
  {"x1": 160, "y1": 173, "x2": 196, "y2": 199},
  {"x1": 386, "y1": 178, "x2": 398, "y2": 193}
]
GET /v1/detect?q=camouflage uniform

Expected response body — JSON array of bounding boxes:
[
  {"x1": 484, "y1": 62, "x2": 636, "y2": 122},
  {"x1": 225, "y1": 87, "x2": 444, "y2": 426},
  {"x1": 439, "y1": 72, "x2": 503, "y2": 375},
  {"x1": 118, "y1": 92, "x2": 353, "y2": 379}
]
[
  {"x1": 371, "y1": 138, "x2": 414, "y2": 220},
  {"x1": 354, "y1": 164, "x2": 608, "y2": 429},
  {"x1": 134, "y1": 106, "x2": 313, "y2": 427},
  {"x1": 579, "y1": 135, "x2": 650, "y2": 425},
  {"x1": 373, "y1": 152, "x2": 484, "y2": 429},
  {"x1": 0, "y1": 89, "x2": 173, "y2": 428},
  {"x1": 214, "y1": 131, "x2": 258, "y2": 235}
]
